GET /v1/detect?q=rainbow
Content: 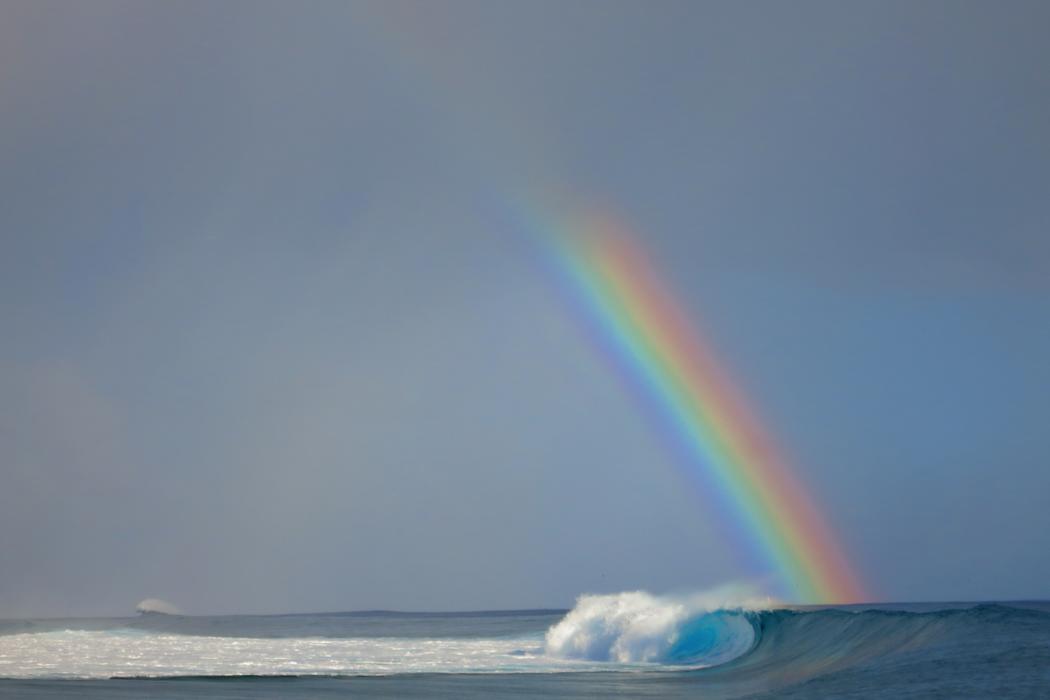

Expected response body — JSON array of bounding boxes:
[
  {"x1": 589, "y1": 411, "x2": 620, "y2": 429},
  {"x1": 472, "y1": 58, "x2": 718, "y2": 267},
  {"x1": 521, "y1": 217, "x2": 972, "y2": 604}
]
[{"x1": 547, "y1": 211, "x2": 865, "y2": 604}]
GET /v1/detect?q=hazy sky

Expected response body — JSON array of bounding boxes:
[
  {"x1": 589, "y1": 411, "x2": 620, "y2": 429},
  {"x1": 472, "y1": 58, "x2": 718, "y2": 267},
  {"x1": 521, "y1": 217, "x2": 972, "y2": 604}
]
[{"x1": 2, "y1": 0, "x2": 1048, "y2": 617}]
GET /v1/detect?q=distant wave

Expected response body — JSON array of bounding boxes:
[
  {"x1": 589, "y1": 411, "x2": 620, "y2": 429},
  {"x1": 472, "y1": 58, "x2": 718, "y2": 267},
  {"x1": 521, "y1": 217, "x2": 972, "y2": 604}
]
[{"x1": 135, "y1": 598, "x2": 180, "y2": 615}]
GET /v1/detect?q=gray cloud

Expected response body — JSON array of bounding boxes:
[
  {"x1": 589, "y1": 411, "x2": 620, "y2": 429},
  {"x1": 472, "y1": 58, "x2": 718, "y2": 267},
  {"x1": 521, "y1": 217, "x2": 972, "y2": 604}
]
[{"x1": 1, "y1": 0, "x2": 1048, "y2": 616}]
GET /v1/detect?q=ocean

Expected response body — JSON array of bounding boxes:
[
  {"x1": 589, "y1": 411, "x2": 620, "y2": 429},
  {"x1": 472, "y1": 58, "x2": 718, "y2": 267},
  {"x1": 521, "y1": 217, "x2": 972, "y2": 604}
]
[{"x1": 1, "y1": 596, "x2": 1048, "y2": 698}]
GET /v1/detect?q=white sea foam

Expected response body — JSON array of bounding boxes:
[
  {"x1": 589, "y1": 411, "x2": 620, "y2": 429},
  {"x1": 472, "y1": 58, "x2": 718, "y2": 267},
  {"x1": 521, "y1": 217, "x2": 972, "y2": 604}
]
[
  {"x1": 545, "y1": 587, "x2": 770, "y2": 665},
  {"x1": 0, "y1": 630, "x2": 567, "y2": 678},
  {"x1": 0, "y1": 588, "x2": 774, "y2": 679}
]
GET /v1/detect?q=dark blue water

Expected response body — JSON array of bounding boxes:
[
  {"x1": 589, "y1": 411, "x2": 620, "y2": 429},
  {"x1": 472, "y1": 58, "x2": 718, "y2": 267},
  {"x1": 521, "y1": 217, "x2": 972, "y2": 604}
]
[{"x1": 1, "y1": 601, "x2": 1048, "y2": 698}]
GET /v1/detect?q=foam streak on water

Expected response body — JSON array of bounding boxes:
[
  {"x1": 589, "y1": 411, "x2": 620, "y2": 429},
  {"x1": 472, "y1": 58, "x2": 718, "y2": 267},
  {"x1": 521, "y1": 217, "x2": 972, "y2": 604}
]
[{"x1": 0, "y1": 630, "x2": 586, "y2": 678}]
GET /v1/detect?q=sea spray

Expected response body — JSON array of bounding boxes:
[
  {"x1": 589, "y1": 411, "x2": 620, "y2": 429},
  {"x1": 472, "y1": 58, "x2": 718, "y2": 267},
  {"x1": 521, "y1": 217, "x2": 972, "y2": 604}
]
[
  {"x1": 135, "y1": 598, "x2": 180, "y2": 615},
  {"x1": 545, "y1": 588, "x2": 769, "y2": 665}
]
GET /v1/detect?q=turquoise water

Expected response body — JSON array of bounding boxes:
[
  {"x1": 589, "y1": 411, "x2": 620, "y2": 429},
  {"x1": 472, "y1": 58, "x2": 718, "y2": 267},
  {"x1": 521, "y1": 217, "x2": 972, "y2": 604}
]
[{"x1": 1, "y1": 600, "x2": 1048, "y2": 698}]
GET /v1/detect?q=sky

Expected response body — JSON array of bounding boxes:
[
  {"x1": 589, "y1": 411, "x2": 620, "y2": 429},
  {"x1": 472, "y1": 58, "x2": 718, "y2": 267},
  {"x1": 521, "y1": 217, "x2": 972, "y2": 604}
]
[{"x1": 1, "y1": 0, "x2": 1048, "y2": 617}]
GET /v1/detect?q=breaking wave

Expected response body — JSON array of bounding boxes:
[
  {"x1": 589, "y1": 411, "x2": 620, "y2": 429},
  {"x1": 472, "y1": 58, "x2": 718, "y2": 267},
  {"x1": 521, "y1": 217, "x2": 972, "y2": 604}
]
[
  {"x1": 545, "y1": 590, "x2": 765, "y2": 665},
  {"x1": 545, "y1": 590, "x2": 1050, "y2": 688}
]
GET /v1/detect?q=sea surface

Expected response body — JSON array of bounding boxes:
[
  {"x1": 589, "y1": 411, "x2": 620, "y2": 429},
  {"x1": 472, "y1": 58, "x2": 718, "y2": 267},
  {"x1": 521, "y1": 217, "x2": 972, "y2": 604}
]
[{"x1": 1, "y1": 595, "x2": 1048, "y2": 698}]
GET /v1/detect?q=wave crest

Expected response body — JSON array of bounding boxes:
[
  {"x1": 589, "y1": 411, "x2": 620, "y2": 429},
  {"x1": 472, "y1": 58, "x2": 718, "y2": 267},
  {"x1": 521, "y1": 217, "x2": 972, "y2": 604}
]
[{"x1": 545, "y1": 589, "x2": 766, "y2": 665}]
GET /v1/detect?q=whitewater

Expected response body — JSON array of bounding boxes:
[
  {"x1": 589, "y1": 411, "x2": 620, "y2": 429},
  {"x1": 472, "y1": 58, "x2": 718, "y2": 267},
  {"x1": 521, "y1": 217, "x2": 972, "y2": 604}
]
[{"x1": 2, "y1": 592, "x2": 1049, "y2": 698}]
